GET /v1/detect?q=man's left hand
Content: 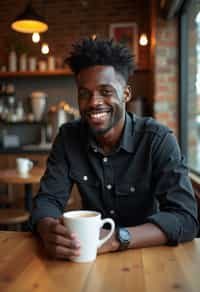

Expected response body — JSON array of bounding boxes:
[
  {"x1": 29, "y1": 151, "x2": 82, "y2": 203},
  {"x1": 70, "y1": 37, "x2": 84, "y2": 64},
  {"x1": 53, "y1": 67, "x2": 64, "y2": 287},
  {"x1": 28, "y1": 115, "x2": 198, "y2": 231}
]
[{"x1": 98, "y1": 228, "x2": 119, "y2": 254}]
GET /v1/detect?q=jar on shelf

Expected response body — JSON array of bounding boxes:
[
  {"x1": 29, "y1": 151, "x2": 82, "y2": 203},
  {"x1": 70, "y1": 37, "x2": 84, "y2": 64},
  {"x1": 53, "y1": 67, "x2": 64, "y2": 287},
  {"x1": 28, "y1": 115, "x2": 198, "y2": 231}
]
[{"x1": 38, "y1": 60, "x2": 47, "y2": 71}]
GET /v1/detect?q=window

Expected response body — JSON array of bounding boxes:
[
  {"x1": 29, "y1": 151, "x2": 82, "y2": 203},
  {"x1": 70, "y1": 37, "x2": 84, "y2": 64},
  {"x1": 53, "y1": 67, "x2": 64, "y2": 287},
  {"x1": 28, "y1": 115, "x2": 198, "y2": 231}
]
[{"x1": 180, "y1": 0, "x2": 200, "y2": 173}]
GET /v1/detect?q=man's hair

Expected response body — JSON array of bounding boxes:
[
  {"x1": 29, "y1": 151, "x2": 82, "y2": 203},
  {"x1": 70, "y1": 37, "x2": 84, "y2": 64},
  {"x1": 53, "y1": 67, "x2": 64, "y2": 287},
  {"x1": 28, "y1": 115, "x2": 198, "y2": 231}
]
[{"x1": 66, "y1": 37, "x2": 134, "y2": 82}]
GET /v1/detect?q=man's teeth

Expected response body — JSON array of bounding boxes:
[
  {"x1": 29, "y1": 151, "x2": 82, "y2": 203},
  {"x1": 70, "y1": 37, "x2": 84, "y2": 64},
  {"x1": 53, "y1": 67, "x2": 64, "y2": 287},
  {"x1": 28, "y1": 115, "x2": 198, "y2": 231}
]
[{"x1": 90, "y1": 112, "x2": 108, "y2": 119}]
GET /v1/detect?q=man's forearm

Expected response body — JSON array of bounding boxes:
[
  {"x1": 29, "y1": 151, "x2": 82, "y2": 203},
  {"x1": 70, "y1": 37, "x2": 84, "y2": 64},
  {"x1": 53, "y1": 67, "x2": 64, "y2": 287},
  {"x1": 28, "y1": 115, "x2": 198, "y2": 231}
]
[
  {"x1": 127, "y1": 223, "x2": 168, "y2": 249},
  {"x1": 99, "y1": 223, "x2": 168, "y2": 254}
]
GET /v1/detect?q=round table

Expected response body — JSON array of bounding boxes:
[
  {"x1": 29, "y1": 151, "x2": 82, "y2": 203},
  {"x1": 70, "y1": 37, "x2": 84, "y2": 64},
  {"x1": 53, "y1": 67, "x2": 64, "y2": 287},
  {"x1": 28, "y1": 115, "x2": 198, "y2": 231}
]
[{"x1": 0, "y1": 167, "x2": 44, "y2": 211}]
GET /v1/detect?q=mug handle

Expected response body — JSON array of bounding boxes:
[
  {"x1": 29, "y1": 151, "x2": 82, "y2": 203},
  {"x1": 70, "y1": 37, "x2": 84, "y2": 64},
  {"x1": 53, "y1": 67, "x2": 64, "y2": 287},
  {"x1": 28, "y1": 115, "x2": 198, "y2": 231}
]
[{"x1": 98, "y1": 218, "x2": 115, "y2": 248}]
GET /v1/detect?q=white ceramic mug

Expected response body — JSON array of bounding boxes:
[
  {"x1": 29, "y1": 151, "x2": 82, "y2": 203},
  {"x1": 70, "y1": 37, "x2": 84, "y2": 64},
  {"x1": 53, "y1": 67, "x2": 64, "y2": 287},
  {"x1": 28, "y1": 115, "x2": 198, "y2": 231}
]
[
  {"x1": 63, "y1": 210, "x2": 115, "y2": 263},
  {"x1": 16, "y1": 158, "x2": 34, "y2": 177}
]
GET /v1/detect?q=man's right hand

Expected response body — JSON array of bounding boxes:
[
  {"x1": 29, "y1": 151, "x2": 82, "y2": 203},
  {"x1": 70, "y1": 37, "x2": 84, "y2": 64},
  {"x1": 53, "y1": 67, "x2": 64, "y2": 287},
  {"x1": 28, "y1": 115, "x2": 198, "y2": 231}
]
[{"x1": 36, "y1": 217, "x2": 81, "y2": 260}]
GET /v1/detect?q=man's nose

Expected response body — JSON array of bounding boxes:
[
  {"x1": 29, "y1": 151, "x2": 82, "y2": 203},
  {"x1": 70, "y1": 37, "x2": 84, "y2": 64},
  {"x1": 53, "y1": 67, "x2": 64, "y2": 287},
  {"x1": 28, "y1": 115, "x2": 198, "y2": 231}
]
[{"x1": 88, "y1": 91, "x2": 103, "y2": 105}]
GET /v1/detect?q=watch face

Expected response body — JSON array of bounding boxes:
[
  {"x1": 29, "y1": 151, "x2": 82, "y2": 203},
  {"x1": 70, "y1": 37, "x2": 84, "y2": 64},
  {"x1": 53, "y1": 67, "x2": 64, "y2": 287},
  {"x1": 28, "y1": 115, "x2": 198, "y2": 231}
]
[{"x1": 119, "y1": 228, "x2": 131, "y2": 243}]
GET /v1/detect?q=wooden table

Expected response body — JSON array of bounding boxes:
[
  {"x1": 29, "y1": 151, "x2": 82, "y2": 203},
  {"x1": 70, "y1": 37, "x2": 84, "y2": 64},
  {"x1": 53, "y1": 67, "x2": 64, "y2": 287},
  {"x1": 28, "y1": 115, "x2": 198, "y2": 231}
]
[
  {"x1": 0, "y1": 231, "x2": 199, "y2": 292},
  {"x1": 0, "y1": 167, "x2": 44, "y2": 211}
]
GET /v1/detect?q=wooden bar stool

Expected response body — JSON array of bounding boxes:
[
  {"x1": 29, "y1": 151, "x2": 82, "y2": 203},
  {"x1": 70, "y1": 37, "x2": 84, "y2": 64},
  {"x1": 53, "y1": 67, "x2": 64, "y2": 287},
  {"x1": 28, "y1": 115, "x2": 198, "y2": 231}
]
[{"x1": 0, "y1": 209, "x2": 30, "y2": 231}]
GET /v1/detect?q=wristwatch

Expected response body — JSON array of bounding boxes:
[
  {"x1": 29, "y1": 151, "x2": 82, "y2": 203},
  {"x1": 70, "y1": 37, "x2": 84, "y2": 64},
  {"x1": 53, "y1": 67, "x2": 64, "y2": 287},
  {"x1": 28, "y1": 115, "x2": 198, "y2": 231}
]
[{"x1": 116, "y1": 227, "x2": 131, "y2": 251}]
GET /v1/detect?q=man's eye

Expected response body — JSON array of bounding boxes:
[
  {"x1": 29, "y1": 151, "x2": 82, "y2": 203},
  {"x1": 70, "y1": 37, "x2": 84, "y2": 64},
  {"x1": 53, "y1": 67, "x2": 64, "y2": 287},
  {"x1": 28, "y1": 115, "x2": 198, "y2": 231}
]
[
  {"x1": 78, "y1": 90, "x2": 91, "y2": 98},
  {"x1": 101, "y1": 89, "x2": 112, "y2": 96}
]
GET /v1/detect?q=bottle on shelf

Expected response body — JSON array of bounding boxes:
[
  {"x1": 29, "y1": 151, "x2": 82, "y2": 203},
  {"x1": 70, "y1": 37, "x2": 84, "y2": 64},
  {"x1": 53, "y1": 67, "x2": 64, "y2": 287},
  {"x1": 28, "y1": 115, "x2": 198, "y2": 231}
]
[
  {"x1": 19, "y1": 54, "x2": 27, "y2": 71},
  {"x1": 48, "y1": 56, "x2": 55, "y2": 71},
  {"x1": 8, "y1": 49, "x2": 17, "y2": 72},
  {"x1": 29, "y1": 57, "x2": 37, "y2": 71},
  {"x1": 16, "y1": 100, "x2": 25, "y2": 121},
  {"x1": 5, "y1": 83, "x2": 16, "y2": 122},
  {"x1": 0, "y1": 83, "x2": 5, "y2": 120}
]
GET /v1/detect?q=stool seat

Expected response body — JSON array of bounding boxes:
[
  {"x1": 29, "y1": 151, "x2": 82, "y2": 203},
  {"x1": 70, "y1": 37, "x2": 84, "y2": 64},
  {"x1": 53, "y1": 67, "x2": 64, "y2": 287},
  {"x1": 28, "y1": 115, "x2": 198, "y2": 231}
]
[{"x1": 0, "y1": 209, "x2": 30, "y2": 225}]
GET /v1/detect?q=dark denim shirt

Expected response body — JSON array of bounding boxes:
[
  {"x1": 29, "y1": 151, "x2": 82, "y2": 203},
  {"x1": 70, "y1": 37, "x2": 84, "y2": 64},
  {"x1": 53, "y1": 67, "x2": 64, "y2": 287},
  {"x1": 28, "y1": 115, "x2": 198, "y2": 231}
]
[{"x1": 31, "y1": 113, "x2": 199, "y2": 245}]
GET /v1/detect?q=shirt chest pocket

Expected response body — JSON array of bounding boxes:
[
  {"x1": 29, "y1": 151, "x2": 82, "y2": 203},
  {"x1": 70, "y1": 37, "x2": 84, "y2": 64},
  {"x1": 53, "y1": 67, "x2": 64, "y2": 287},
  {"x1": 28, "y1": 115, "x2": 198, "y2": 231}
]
[
  {"x1": 115, "y1": 177, "x2": 152, "y2": 225},
  {"x1": 69, "y1": 169, "x2": 101, "y2": 210},
  {"x1": 115, "y1": 177, "x2": 150, "y2": 211},
  {"x1": 116, "y1": 176, "x2": 149, "y2": 196},
  {"x1": 69, "y1": 169, "x2": 100, "y2": 189}
]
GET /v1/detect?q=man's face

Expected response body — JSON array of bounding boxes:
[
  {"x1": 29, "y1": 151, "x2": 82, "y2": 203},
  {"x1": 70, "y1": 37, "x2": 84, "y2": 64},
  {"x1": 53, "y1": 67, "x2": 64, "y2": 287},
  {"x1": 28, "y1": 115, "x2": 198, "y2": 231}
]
[{"x1": 77, "y1": 65, "x2": 131, "y2": 136}]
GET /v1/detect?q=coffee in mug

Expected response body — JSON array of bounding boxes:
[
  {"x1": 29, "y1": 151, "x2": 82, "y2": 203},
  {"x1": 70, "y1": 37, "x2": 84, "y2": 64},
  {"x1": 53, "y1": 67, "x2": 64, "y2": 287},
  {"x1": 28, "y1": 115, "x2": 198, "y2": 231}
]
[
  {"x1": 63, "y1": 210, "x2": 115, "y2": 263},
  {"x1": 16, "y1": 158, "x2": 34, "y2": 177}
]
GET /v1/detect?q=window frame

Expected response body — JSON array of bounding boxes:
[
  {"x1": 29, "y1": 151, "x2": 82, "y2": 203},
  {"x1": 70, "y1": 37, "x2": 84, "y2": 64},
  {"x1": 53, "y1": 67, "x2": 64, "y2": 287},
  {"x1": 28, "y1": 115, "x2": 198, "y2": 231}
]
[{"x1": 179, "y1": 0, "x2": 200, "y2": 175}]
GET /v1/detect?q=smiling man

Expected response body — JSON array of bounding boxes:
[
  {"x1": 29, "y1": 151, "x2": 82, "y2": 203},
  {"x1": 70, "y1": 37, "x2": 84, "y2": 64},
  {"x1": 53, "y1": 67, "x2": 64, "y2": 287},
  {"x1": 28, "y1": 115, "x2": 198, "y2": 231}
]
[{"x1": 31, "y1": 38, "x2": 199, "y2": 260}]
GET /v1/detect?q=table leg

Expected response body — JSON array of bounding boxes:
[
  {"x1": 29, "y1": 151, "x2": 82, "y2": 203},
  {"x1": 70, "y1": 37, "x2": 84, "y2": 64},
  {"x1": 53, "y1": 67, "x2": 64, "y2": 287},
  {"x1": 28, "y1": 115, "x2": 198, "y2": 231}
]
[{"x1": 24, "y1": 184, "x2": 33, "y2": 211}]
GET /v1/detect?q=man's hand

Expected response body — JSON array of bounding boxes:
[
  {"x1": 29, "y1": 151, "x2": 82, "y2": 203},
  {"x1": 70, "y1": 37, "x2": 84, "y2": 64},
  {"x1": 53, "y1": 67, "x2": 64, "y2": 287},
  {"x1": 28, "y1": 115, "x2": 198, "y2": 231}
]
[
  {"x1": 98, "y1": 228, "x2": 119, "y2": 254},
  {"x1": 36, "y1": 217, "x2": 81, "y2": 260}
]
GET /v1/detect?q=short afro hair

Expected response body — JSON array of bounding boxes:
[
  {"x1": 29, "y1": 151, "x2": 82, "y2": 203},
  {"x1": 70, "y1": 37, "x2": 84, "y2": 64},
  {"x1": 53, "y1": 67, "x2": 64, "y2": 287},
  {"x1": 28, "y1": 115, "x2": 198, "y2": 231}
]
[{"x1": 65, "y1": 37, "x2": 134, "y2": 82}]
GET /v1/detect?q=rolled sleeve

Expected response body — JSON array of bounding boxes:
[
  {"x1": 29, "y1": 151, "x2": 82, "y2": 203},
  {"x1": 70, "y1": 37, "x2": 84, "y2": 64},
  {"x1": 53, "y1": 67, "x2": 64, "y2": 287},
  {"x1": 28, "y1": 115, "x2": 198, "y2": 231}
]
[
  {"x1": 147, "y1": 212, "x2": 192, "y2": 245},
  {"x1": 30, "y1": 206, "x2": 62, "y2": 232},
  {"x1": 148, "y1": 131, "x2": 199, "y2": 245}
]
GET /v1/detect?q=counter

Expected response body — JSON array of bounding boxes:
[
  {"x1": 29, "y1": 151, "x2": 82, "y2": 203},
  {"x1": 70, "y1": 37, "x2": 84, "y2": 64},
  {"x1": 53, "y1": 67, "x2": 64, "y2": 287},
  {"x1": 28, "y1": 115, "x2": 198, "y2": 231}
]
[{"x1": 0, "y1": 143, "x2": 52, "y2": 154}]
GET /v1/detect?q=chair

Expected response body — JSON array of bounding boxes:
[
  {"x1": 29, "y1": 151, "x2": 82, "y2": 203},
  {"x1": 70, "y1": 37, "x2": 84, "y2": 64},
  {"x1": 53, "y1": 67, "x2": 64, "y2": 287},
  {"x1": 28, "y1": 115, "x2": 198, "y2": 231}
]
[
  {"x1": 64, "y1": 184, "x2": 82, "y2": 211},
  {"x1": 0, "y1": 194, "x2": 11, "y2": 208},
  {"x1": 0, "y1": 208, "x2": 30, "y2": 231},
  {"x1": 0, "y1": 185, "x2": 14, "y2": 208}
]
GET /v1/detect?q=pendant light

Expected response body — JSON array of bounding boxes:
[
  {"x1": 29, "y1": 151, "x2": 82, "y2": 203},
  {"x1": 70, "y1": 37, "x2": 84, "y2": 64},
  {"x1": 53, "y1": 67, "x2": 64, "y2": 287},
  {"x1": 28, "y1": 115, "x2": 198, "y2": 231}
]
[{"x1": 11, "y1": 1, "x2": 48, "y2": 34}]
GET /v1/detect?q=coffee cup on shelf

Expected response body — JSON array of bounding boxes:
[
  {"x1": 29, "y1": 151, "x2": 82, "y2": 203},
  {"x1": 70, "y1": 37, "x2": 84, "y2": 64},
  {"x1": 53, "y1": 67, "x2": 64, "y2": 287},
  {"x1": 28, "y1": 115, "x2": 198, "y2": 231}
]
[{"x1": 16, "y1": 158, "x2": 34, "y2": 177}]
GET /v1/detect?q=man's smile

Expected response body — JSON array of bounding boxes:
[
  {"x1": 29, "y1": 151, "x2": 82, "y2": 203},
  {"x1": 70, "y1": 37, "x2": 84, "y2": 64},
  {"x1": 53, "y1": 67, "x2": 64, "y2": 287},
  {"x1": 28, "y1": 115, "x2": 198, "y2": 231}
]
[{"x1": 86, "y1": 109, "x2": 112, "y2": 124}]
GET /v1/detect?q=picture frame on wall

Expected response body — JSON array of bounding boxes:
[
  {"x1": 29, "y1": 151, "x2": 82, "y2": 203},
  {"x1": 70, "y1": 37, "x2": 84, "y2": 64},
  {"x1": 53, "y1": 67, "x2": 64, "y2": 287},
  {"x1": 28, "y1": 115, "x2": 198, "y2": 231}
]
[{"x1": 109, "y1": 22, "x2": 138, "y2": 66}]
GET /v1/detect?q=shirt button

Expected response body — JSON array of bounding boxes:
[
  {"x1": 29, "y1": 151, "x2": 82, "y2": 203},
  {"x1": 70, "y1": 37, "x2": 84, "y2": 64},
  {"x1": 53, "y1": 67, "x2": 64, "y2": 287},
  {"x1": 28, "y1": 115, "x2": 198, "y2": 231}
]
[
  {"x1": 83, "y1": 176, "x2": 88, "y2": 181},
  {"x1": 110, "y1": 210, "x2": 115, "y2": 215},
  {"x1": 103, "y1": 157, "x2": 108, "y2": 163},
  {"x1": 106, "y1": 184, "x2": 112, "y2": 190},
  {"x1": 130, "y1": 186, "x2": 135, "y2": 192}
]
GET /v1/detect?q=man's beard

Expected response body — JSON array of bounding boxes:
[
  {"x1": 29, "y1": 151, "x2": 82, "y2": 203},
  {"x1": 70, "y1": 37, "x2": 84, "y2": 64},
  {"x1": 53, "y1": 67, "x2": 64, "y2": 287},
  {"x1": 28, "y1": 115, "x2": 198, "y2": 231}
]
[
  {"x1": 87, "y1": 108, "x2": 123, "y2": 137},
  {"x1": 88, "y1": 123, "x2": 113, "y2": 136}
]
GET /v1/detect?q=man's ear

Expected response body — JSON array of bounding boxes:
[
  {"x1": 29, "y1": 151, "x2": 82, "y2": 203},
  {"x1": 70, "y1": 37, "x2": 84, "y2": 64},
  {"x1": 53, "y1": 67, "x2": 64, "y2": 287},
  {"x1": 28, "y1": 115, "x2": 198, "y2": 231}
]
[{"x1": 124, "y1": 85, "x2": 132, "y2": 103}]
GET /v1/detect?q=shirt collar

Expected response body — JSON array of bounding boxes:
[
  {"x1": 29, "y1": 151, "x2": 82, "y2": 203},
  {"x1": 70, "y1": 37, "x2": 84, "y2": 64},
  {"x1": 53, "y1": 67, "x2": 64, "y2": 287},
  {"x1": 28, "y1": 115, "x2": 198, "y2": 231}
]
[
  {"x1": 119, "y1": 112, "x2": 135, "y2": 153},
  {"x1": 86, "y1": 112, "x2": 136, "y2": 153}
]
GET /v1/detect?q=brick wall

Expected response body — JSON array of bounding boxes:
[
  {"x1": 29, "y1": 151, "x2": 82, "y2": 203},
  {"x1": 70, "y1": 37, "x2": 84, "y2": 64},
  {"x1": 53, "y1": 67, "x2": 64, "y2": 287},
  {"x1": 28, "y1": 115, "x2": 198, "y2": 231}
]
[
  {"x1": 0, "y1": 0, "x2": 150, "y2": 70},
  {"x1": 0, "y1": 0, "x2": 180, "y2": 130},
  {"x1": 0, "y1": 0, "x2": 153, "y2": 113},
  {"x1": 154, "y1": 17, "x2": 179, "y2": 136}
]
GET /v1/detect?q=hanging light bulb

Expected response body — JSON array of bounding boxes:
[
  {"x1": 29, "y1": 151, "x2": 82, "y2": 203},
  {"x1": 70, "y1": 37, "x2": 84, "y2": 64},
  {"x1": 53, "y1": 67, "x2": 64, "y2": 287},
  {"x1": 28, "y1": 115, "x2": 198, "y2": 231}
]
[
  {"x1": 32, "y1": 32, "x2": 40, "y2": 43},
  {"x1": 41, "y1": 43, "x2": 49, "y2": 54},
  {"x1": 91, "y1": 34, "x2": 97, "y2": 40},
  {"x1": 139, "y1": 33, "x2": 148, "y2": 46}
]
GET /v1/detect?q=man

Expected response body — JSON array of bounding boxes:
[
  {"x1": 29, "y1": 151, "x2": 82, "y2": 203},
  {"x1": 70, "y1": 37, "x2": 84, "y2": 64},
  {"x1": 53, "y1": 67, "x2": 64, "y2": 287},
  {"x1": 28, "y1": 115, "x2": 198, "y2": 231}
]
[{"x1": 31, "y1": 38, "x2": 199, "y2": 260}]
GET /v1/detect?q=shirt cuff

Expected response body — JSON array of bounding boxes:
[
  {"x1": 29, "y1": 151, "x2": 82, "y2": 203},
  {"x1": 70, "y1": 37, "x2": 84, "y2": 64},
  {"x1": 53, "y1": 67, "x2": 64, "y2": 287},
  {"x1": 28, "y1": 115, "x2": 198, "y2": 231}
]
[
  {"x1": 30, "y1": 207, "x2": 62, "y2": 233},
  {"x1": 146, "y1": 212, "x2": 181, "y2": 246}
]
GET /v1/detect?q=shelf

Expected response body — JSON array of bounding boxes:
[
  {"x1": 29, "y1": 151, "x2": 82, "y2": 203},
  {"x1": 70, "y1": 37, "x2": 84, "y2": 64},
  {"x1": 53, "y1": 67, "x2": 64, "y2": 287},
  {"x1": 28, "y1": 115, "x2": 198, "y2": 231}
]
[
  {"x1": 0, "y1": 68, "x2": 72, "y2": 78},
  {"x1": 0, "y1": 67, "x2": 150, "y2": 78},
  {"x1": 0, "y1": 120, "x2": 46, "y2": 125}
]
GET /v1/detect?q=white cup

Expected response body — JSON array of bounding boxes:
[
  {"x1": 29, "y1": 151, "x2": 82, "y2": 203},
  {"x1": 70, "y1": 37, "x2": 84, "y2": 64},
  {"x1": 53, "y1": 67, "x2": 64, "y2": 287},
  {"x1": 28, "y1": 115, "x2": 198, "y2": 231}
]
[
  {"x1": 63, "y1": 210, "x2": 115, "y2": 263},
  {"x1": 16, "y1": 158, "x2": 34, "y2": 177}
]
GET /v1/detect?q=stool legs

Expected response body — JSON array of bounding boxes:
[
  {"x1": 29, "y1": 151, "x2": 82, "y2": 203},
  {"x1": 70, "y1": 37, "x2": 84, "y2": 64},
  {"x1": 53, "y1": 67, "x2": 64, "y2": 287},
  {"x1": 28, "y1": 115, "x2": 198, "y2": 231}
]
[{"x1": 24, "y1": 184, "x2": 33, "y2": 211}]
